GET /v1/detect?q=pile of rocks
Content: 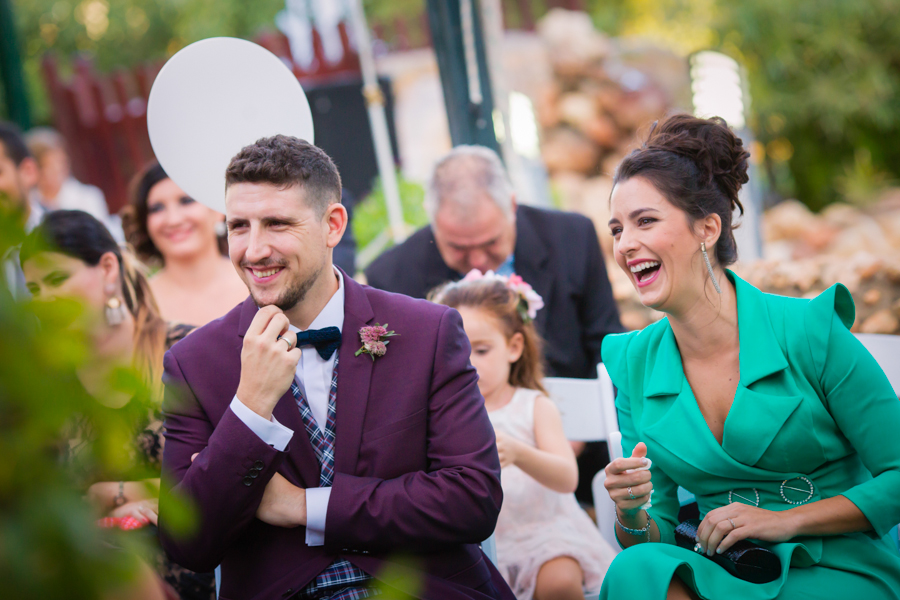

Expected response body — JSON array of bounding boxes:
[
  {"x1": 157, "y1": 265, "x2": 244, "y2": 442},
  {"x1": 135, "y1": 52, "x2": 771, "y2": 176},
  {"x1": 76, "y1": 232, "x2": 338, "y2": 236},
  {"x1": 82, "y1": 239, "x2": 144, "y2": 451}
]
[
  {"x1": 741, "y1": 193, "x2": 900, "y2": 334},
  {"x1": 534, "y1": 9, "x2": 690, "y2": 243}
]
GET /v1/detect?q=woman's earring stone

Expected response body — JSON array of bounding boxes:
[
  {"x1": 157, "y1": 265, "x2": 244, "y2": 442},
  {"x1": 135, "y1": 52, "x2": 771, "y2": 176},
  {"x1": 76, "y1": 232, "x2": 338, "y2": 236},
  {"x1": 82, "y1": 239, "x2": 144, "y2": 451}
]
[
  {"x1": 105, "y1": 296, "x2": 126, "y2": 326},
  {"x1": 701, "y1": 242, "x2": 723, "y2": 294}
]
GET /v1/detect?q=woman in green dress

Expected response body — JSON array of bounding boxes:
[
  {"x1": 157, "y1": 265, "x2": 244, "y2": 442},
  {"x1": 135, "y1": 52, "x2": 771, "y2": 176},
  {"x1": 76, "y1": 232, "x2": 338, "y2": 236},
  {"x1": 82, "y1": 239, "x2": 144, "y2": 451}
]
[{"x1": 600, "y1": 114, "x2": 900, "y2": 599}]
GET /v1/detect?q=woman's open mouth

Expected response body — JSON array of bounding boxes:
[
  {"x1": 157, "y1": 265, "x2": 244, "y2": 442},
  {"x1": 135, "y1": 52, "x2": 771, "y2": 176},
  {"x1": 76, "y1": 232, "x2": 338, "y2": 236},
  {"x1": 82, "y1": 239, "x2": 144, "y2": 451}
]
[{"x1": 630, "y1": 260, "x2": 661, "y2": 288}]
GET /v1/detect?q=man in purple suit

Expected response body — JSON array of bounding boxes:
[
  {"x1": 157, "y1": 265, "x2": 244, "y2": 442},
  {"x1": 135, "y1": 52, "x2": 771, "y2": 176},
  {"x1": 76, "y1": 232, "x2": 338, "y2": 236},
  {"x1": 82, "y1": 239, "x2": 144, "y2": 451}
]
[{"x1": 159, "y1": 136, "x2": 513, "y2": 600}]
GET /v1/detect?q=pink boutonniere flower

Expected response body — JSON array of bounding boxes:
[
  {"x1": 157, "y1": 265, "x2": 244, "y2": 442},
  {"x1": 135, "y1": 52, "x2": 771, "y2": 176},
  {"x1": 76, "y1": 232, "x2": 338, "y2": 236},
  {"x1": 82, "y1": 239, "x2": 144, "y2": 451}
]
[{"x1": 356, "y1": 324, "x2": 397, "y2": 360}]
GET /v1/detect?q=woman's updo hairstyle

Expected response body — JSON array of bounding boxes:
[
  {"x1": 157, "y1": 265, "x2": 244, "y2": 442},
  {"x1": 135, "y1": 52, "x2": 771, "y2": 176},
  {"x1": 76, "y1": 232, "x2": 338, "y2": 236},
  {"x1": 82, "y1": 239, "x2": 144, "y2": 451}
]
[{"x1": 614, "y1": 114, "x2": 750, "y2": 267}]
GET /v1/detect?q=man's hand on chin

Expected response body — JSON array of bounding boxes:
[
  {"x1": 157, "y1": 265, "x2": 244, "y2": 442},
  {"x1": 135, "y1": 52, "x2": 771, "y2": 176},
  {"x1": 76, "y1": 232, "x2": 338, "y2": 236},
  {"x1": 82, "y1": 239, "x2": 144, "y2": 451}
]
[{"x1": 256, "y1": 473, "x2": 307, "y2": 528}]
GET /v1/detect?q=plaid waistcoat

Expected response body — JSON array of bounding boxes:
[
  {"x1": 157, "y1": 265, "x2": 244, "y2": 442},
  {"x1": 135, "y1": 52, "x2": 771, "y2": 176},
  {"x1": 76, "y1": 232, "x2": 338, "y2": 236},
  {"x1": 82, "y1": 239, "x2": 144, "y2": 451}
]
[{"x1": 290, "y1": 356, "x2": 375, "y2": 600}]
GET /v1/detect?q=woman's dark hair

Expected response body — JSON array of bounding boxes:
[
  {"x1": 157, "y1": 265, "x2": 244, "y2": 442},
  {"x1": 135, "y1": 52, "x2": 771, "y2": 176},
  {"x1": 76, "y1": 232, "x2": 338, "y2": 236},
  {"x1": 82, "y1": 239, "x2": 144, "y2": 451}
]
[
  {"x1": 21, "y1": 210, "x2": 168, "y2": 398},
  {"x1": 122, "y1": 161, "x2": 228, "y2": 264},
  {"x1": 614, "y1": 114, "x2": 750, "y2": 267}
]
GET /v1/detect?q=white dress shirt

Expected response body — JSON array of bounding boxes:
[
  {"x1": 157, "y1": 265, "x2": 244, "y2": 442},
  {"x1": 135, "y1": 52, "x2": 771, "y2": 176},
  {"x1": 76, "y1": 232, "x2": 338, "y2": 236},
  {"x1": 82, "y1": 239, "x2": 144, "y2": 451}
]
[{"x1": 230, "y1": 268, "x2": 344, "y2": 546}]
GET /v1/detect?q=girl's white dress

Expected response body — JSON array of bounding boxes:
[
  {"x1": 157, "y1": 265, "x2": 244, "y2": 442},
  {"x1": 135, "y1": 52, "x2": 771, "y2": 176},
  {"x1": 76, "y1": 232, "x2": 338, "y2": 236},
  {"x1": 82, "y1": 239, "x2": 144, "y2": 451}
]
[{"x1": 488, "y1": 387, "x2": 615, "y2": 599}]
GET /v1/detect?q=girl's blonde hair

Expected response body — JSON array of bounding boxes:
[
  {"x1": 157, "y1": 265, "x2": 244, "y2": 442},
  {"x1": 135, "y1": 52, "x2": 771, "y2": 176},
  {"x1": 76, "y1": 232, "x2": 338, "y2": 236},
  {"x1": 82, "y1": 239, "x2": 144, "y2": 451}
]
[{"x1": 431, "y1": 276, "x2": 547, "y2": 394}]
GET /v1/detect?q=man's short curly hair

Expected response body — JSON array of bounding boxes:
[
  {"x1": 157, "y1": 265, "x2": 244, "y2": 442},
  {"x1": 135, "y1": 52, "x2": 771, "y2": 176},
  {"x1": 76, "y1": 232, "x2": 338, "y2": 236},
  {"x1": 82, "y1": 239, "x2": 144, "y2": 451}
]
[{"x1": 225, "y1": 135, "x2": 342, "y2": 215}]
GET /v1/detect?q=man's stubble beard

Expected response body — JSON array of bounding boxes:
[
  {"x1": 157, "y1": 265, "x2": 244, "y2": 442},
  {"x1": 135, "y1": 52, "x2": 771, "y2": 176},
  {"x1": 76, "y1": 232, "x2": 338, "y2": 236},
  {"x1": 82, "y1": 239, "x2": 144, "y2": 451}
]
[{"x1": 249, "y1": 261, "x2": 324, "y2": 313}]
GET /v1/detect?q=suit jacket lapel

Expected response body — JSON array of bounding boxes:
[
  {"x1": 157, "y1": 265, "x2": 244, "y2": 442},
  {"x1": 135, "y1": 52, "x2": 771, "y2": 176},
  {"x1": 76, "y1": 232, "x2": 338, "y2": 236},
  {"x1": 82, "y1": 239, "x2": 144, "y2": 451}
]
[
  {"x1": 513, "y1": 209, "x2": 553, "y2": 332},
  {"x1": 639, "y1": 274, "x2": 804, "y2": 473},
  {"x1": 334, "y1": 271, "x2": 375, "y2": 474},
  {"x1": 236, "y1": 295, "x2": 322, "y2": 487}
]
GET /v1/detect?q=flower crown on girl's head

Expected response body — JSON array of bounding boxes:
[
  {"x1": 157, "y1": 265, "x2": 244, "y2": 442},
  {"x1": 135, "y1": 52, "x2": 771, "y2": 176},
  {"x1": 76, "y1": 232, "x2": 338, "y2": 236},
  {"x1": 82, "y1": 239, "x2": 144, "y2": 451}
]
[{"x1": 460, "y1": 269, "x2": 545, "y2": 323}]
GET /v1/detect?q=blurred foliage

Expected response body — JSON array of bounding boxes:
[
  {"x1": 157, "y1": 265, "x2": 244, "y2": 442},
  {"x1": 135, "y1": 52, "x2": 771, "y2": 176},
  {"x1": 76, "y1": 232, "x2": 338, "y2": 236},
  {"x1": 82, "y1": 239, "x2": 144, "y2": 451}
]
[
  {"x1": 353, "y1": 172, "x2": 428, "y2": 251},
  {"x1": 582, "y1": 0, "x2": 900, "y2": 210},
  {"x1": 0, "y1": 196, "x2": 173, "y2": 598},
  {"x1": 6, "y1": 0, "x2": 900, "y2": 210},
  {"x1": 713, "y1": 0, "x2": 900, "y2": 210},
  {"x1": 12, "y1": 0, "x2": 287, "y2": 123}
]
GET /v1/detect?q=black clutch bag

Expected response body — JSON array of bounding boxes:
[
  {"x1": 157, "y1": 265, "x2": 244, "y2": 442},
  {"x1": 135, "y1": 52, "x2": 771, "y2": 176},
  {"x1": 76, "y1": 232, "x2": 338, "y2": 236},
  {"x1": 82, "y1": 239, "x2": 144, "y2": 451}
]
[{"x1": 674, "y1": 519, "x2": 781, "y2": 584}]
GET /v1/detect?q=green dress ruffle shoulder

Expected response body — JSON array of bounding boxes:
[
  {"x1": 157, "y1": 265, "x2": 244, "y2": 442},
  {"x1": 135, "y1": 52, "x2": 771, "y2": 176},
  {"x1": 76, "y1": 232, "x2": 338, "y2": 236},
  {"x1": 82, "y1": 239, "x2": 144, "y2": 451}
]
[{"x1": 599, "y1": 270, "x2": 900, "y2": 599}]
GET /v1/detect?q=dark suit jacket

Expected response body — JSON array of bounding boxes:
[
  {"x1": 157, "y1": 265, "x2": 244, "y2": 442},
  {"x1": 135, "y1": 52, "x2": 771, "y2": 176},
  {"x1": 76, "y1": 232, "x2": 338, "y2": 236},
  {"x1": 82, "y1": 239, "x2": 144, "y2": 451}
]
[
  {"x1": 158, "y1": 273, "x2": 513, "y2": 600},
  {"x1": 365, "y1": 205, "x2": 624, "y2": 378}
]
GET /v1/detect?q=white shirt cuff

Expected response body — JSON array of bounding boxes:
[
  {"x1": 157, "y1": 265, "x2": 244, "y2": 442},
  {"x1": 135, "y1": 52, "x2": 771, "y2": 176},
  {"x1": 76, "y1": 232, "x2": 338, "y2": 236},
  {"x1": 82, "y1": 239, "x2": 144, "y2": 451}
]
[
  {"x1": 230, "y1": 396, "x2": 293, "y2": 451},
  {"x1": 305, "y1": 487, "x2": 331, "y2": 546}
]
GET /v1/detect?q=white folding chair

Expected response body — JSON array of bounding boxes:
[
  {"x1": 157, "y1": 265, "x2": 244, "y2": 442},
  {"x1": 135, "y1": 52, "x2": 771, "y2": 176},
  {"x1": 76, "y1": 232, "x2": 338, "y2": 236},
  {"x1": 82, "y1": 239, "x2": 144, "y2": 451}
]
[
  {"x1": 545, "y1": 364, "x2": 620, "y2": 556},
  {"x1": 481, "y1": 532, "x2": 497, "y2": 566},
  {"x1": 855, "y1": 334, "x2": 900, "y2": 397},
  {"x1": 854, "y1": 333, "x2": 900, "y2": 551}
]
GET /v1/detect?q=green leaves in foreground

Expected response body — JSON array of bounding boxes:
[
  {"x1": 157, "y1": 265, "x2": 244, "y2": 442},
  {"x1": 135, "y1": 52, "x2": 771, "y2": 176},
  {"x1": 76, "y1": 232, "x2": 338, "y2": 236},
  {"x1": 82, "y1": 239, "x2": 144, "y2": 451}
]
[{"x1": 0, "y1": 208, "x2": 196, "y2": 598}]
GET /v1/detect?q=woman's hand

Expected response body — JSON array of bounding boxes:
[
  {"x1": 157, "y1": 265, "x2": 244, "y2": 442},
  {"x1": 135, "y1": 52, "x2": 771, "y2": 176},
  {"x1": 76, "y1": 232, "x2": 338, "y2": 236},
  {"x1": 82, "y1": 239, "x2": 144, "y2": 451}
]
[
  {"x1": 697, "y1": 503, "x2": 799, "y2": 556},
  {"x1": 603, "y1": 442, "x2": 652, "y2": 517},
  {"x1": 109, "y1": 498, "x2": 159, "y2": 526},
  {"x1": 495, "y1": 431, "x2": 520, "y2": 468}
]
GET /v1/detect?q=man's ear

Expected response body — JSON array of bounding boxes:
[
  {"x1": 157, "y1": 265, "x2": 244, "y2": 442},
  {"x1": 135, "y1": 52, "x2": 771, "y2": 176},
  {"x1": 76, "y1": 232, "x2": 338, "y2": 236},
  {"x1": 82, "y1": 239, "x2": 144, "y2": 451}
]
[{"x1": 324, "y1": 202, "x2": 348, "y2": 249}]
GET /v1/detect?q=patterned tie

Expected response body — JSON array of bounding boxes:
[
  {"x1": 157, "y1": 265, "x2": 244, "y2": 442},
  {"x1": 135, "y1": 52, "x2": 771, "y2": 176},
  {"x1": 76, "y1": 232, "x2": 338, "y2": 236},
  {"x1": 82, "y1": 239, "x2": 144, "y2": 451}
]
[{"x1": 290, "y1": 357, "x2": 376, "y2": 600}]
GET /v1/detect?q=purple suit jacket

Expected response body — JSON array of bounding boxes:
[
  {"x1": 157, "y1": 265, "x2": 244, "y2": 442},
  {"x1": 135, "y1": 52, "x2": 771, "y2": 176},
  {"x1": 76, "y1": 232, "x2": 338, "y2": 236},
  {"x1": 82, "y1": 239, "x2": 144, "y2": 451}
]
[{"x1": 159, "y1": 273, "x2": 513, "y2": 600}]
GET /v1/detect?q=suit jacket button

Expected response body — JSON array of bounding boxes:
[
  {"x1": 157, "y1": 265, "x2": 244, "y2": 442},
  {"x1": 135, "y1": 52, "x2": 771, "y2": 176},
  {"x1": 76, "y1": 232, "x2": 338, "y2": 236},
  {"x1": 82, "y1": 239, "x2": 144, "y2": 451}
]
[
  {"x1": 254, "y1": 460, "x2": 265, "y2": 469},
  {"x1": 243, "y1": 476, "x2": 253, "y2": 486},
  {"x1": 249, "y1": 470, "x2": 258, "y2": 478}
]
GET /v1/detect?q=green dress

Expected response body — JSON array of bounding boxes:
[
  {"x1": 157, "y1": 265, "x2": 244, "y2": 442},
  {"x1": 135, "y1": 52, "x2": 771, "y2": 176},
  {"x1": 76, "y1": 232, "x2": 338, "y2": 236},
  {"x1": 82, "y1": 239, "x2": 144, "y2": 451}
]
[{"x1": 599, "y1": 271, "x2": 900, "y2": 599}]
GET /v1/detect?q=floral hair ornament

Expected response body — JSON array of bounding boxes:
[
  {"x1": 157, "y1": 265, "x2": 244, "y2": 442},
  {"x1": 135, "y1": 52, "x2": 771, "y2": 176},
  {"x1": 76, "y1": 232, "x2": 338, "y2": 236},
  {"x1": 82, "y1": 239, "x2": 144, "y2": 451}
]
[
  {"x1": 356, "y1": 324, "x2": 397, "y2": 360},
  {"x1": 461, "y1": 269, "x2": 545, "y2": 323}
]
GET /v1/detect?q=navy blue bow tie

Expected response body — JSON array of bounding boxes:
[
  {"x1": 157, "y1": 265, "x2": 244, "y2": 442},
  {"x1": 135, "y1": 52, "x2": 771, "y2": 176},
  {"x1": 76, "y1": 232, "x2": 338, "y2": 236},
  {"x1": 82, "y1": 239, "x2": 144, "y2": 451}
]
[{"x1": 295, "y1": 326, "x2": 342, "y2": 360}]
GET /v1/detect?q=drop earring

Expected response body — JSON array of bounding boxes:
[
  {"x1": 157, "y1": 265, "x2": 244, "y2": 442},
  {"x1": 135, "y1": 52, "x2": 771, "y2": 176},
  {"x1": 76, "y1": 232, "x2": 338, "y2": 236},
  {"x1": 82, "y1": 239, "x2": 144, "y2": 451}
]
[
  {"x1": 105, "y1": 296, "x2": 126, "y2": 326},
  {"x1": 701, "y1": 242, "x2": 722, "y2": 294}
]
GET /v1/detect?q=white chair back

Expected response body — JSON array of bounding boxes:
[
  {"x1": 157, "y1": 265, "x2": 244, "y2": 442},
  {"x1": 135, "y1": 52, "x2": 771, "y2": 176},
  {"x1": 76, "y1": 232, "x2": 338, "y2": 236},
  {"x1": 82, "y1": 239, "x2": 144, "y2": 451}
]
[
  {"x1": 544, "y1": 364, "x2": 621, "y2": 553},
  {"x1": 854, "y1": 333, "x2": 900, "y2": 396},
  {"x1": 853, "y1": 333, "x2": 900, "y2": 551},
  {"x1": 543, "y1": 376, "x2": 607, "y2": 442}
]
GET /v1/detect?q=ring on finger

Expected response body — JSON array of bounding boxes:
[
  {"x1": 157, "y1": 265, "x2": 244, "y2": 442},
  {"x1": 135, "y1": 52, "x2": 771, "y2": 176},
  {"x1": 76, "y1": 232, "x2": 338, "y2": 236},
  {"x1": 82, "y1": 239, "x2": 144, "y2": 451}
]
[
  {"x1": 627, "y1": 486, "x2": 636, "y2": 500},
  {"x1": 728, "y1": 518, "x2": 736, "y2": 530},
  {"x1": 276, "y1": 335, "x2": 294, "y2": 351}
]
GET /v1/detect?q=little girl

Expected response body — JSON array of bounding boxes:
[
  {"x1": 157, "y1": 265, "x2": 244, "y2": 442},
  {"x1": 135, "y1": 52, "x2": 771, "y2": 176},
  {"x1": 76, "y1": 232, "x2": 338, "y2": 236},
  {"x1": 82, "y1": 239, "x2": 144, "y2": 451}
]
[{"x1": 432, "y1": 270, "x2": 614, "y2": 600}]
